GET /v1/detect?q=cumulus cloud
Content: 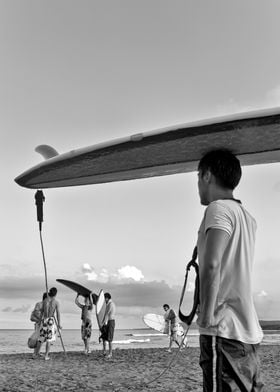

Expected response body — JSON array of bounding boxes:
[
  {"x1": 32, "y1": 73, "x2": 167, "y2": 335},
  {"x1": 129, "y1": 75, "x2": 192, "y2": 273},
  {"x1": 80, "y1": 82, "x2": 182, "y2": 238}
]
[
  {"x1": 82, "y1": 263, "x2": 98, "y2": 281},
  {"x1": 257, "y1": 290, "x2": 268, "y2": 297},
  {"x1": 82, "y1": 264, "x2": 144, "y2": 283},
  {"x1": 117, "y1": 266, "x2": 144, "y2": 282}
]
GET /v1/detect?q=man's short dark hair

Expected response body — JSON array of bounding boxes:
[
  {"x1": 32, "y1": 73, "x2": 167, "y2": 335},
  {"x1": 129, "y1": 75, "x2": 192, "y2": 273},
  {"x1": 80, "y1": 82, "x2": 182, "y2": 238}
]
[
  {"x1": 49, "y1": 287, "x2": 57, "y2": 297},
  {"x1": 163, "y1": 304, "x2": 169, "y2": 309},
  {"x1": 198, "y1": 149, "x2": 241, "y2": 190},
  {"x1": 104, "y1": 292, "x2": 111, "y2": 300},
  {"x1": 42, "y1": 292, "x2": 48, "y2": 301}
]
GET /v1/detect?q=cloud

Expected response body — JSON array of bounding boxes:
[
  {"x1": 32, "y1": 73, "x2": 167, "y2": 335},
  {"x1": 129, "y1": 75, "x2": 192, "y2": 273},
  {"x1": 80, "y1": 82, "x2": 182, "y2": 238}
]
[
  {"x1": 13, "y1": 305, "x2": 30, "y2": 313},
  {"x1": 82, "y1": 264, "x2": 144, "y2": 283},
  {"x1": 117, "y1": 266, "x2": 144, "y2": 282},
  {"x1": 0, "y1": 271, "x2": 195, "y2": 316},
  {"x1": 2, "y1": 307, "x2": 12, "y2": 312},
  {"x1": 257, "y1": 290, "x2": 268, "y2": 298}
]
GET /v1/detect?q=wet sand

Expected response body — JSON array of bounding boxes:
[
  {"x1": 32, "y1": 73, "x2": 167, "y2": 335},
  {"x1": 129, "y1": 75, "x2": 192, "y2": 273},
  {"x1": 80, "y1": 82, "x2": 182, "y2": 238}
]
[{"x1": 0, "y1": 346, "x2": 279, "y2": 391}]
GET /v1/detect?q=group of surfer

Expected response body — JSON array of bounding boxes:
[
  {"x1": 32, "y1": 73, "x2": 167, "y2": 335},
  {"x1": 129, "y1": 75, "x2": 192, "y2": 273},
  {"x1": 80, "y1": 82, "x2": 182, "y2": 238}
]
[
  {"x1": 30, "y1": 288, "x2": 116, "y2": 360},
  {"x1": 29, "y1": 149, "x2": 265, "y2": 389},
  {"x1": 75, "y1": 291, "x2": 116, "y2": 358}
]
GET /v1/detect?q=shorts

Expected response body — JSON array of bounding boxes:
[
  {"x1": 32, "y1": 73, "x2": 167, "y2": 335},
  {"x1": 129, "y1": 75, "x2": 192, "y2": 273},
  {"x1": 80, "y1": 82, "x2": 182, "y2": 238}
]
[
  {"x1": 170, "y1": 323, "x2": 180, "y2": 340},
  {"x1": 38, "y1": 317, "x2": 57, "y2": 343},
  {"x1": 100, "y1": 320, "x2": 115, "y2": 342},
  {"x1": 199, "y1": 335, "x2": 264, "y2": 391},
  {"x1": 81, "y1": 320, "x2": 92, "y2": 340}
]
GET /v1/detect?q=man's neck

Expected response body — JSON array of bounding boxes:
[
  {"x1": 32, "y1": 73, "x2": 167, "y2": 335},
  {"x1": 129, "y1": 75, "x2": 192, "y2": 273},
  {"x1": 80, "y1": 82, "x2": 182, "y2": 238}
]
[{"x1": 209, "y1": 188, "x2": 234, "y2": 203}]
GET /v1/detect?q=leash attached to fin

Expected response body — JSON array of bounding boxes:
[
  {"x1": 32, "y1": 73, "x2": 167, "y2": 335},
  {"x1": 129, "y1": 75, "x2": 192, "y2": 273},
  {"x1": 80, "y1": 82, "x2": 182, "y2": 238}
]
[{"x1": 178, "y1": 246, "x2": 199, "y2": 326}]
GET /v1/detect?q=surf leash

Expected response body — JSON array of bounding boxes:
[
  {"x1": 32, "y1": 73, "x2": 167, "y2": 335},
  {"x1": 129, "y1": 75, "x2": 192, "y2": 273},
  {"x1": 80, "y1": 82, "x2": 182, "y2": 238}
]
[
  {"x1": 34, "y1": 190, "x2": 66, "y2": 355},
  {"x1": 178, "y1": 246, "x2": 199, "y2": 326},
  {"x1": 144, "y1": 246, "x2": 199, "y2": 386},
  {"x1": 35, "y1": 190, "x2": 49, "y2": 294}
]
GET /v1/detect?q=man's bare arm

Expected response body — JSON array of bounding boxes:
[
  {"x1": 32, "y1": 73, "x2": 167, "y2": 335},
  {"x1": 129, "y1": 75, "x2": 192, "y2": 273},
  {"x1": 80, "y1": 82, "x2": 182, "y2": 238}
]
[{"x1": 198, "y1": 228, "x2": 229, "y2": 328}]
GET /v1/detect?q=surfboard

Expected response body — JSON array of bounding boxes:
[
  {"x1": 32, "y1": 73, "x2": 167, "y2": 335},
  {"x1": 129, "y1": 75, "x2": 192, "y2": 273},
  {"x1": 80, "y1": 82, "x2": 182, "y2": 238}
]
[
  {"x1": 143, "y1": 313, "x2": 185, "y2": 336},
  {"x1": 95, "y1": 289, "x2": 106, "y2": 329},
  {"x1": 15, "y1": 108, "x2": 280, "y2": 189},
  {"x1": 56, "y1": 279, "x2": 98, "y2": 305}
]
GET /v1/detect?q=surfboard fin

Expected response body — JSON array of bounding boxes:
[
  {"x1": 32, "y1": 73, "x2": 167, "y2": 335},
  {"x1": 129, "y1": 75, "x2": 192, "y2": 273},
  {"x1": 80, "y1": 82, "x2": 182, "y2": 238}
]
[{"x1": 35, "y1": 145, "x2": 59, "y2": 160}]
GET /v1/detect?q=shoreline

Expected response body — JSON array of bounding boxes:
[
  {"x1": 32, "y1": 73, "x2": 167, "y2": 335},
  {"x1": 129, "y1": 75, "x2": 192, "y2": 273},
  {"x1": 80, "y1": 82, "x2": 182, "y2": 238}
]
[{"x1": 1, "y1": 346, "x2": 279, "y2": 391}]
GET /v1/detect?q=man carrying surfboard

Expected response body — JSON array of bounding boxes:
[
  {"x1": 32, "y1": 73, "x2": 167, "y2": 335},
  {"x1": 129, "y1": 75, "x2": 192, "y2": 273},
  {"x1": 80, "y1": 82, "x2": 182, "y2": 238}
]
[
  {"x1": 163, "y1": 304, "x2": 182, "y2": 352},
  {"x1": 101, "y1": 293, "x2": 116, "y2": 359},
  {"x1": 75, "y1": 294, "x2": 93, "y2": 354},
  {"x1": 196, "y1": 150, "x2": 264, "y2": 390}
]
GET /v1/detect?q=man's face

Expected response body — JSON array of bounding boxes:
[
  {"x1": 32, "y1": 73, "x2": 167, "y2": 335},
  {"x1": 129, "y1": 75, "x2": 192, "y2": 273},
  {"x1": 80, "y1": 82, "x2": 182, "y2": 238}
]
[{"x1": 197, "y1": 170, "x2": 210, "y2": 206}]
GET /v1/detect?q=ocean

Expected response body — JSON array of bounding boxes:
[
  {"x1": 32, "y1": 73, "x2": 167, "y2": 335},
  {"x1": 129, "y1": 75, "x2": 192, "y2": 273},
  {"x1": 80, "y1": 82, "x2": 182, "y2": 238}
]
[{"x1": 0, "y1": 329, "x2": 279, "y2": 355}]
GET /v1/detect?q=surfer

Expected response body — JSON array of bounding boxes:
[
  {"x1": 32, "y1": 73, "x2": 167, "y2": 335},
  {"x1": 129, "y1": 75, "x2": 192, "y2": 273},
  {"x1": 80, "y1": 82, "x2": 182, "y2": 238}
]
[
  {"x1": 163, "y1": 304, "x2": 182, "y2": 352},
  {"x1": 36, "y1": 287, "x2": 62, "y2": 361},
  {"x1": 101, "y1": 292, "x2": 116, "y2": 359},
  {"x1": 196, "y1": 149, "x2": 264, "y2": 390},
  {"x1": 75, "y1": 294, "x2": 93, "y2": 354},
  {"x1": 31, "y1": 292, "x2": 47, "y2": 357}
]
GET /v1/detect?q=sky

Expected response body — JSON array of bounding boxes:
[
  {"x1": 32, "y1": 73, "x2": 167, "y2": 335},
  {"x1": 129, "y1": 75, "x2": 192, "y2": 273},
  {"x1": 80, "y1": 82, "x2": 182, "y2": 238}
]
[{"x1": 1, "y1": 0, "x2": 280, "y2": 330}]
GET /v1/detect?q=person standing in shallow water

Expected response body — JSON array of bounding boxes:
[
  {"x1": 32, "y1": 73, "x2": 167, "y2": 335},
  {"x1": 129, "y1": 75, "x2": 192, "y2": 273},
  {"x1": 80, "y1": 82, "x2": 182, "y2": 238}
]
[
  {"x1": 75, "y1": 294, "x2": 93, "y2": 354},
  {"x1": 35, "y1": 287, "x2": 62, "y2": 361},
  {"x1": 196, "y1": 149, "x2": 264, "y2": 391}
]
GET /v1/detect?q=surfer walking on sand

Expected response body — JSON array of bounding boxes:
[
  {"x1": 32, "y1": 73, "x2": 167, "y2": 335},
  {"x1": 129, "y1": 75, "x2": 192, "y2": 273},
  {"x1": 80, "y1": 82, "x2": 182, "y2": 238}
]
[
  {"x1": 101, "y1": 292, "x2": 116, "y2": 359},
  {"x1": 35, "y1": 287, "x2": 62, "y2": 361},
  {"x1": 75, "y1": 294, "x2": 93, "y2": 354},
  {"x1": 163, "y1": 304, "x2": 182, "y2": 352},
  {"x1": 196, "y1": 150, "x2": 264, "y2": 390}
]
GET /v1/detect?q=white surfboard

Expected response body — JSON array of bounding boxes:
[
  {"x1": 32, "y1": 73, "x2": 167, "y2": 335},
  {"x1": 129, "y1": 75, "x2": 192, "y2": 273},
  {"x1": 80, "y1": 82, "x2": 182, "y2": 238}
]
[
  {"x1": 15, "y1": 107, "x2": 280, "y2": 189},
  {"x1": 143, "y1": 313, "x2": 185, "y2": 336},
  {"x1": 95, "y1": 289, "x2": 106, "y2": 330}
]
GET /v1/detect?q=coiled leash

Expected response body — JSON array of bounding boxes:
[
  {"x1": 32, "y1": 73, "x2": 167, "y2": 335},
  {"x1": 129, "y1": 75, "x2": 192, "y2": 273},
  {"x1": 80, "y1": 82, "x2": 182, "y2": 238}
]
[
  {"x1": 178, "y1": 246, "x2": 199, "y2": 326},
  {"x1": 34, "y1": 190, "x2": 66, "y2": 354},
  {"x1": 145, "y1": 246, "x2": 199, "y2": 386}
]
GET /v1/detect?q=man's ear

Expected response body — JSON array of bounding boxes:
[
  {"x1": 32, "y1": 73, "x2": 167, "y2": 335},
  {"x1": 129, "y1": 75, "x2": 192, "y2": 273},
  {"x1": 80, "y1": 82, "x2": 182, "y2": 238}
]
[{"x1": 203, "y1": 169, "x2": 212, "y2": 183}]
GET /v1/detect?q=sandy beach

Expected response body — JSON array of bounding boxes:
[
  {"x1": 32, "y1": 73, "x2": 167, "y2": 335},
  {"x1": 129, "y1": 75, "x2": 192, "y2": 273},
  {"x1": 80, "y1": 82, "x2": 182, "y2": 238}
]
[{"x1": 0, "y1": 346, "x2": 279, "y2": 391}]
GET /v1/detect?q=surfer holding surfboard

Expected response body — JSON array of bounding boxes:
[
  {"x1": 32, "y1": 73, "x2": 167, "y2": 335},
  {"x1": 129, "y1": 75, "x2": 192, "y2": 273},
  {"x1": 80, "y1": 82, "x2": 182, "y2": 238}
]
[
  {"x1": 100, "y1": 293, "x2": 116, "y2": 359},
  {"x1": 163, "y1": 304, "x2": 183, "y2": 352},
  {"x1": 196, "y1": 150, "x2": 263, "y2": 390},
  {"x1": 75, "y1": 294, "x2": 93, "y2": 354}
]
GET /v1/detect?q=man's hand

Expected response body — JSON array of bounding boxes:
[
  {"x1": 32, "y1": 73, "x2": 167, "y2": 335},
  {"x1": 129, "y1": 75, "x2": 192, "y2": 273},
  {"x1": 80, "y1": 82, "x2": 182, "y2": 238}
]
[{"x1": 197, "y1": 312, "x2": 216, "y2": 329}]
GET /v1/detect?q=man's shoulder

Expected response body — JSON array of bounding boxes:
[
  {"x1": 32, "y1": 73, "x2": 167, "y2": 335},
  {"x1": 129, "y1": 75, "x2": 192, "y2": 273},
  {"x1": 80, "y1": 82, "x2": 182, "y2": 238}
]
[{"x1": 207, "y1": 200, "x2": 239, "y2": 217}]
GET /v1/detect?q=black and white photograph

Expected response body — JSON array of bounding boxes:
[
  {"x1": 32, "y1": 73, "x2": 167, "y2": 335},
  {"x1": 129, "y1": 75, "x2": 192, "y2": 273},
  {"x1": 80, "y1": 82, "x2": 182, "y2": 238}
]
[{"x1": 1, "y1": 1, "x2": 280, "y2": 391}]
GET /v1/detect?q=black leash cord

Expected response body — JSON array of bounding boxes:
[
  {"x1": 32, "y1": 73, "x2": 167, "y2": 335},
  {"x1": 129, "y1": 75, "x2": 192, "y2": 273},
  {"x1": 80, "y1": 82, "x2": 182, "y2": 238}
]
[
  {"x1": 34, "y1": 190, "x2": 66, "y2": 354},
  {"x1": 144, "y1": 326, "x2": 192, "y2": 386},
  {"x1": 179, "y1": 246, "x2": 199, "y2": 326},
  {"x1": 145, "y1": 246, "x2": 200, "y2": 386}
]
